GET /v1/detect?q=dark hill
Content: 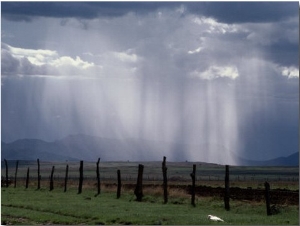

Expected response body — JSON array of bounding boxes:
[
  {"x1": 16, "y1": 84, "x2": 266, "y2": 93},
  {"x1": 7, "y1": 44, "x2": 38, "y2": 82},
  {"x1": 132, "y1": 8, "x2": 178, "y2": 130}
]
[{"x1": 1, "y1": 134, "x2": 299, "y2": 166}]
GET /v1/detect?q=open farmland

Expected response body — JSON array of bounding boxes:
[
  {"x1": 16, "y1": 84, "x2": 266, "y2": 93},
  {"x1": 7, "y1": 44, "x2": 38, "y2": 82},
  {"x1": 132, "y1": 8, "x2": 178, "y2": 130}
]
[
  {"x1": 2, "y1": 160, "x2": 299, "y2": 184},
  {"x1": 1, "y1": 160, "x2": 299, "y2": 224}
]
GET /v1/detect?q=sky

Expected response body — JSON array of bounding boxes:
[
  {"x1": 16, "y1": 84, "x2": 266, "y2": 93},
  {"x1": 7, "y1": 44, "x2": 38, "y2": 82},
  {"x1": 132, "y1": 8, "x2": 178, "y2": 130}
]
[{"x1": 1, "y1": 1, "x2": 299, "y2": 164}]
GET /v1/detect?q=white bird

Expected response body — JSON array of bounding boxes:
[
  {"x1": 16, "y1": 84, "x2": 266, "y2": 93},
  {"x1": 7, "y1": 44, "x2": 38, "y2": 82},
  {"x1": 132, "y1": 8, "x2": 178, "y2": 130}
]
[{"x1": 207, "y1": 215, "x2": 224, "y2": 222}]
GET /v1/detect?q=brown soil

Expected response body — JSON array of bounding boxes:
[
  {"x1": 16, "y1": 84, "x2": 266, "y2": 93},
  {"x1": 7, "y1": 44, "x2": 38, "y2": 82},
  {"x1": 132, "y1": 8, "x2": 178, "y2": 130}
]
[{"x1": 119, "y1": 183, "x2": 299, "y2": 205}]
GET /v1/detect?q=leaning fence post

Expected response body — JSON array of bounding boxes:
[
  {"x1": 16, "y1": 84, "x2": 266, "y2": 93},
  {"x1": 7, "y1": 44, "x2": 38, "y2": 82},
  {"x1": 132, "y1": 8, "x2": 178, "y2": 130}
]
[
  {"x1": 78, "y1": 160, "x2": 83, "y2": 194},
  {"x1": 264, "y1": 181, "x2": 272, "y2": 215},
  {"x1": 190, "y1": 164, "x2": 196, "y2": 206},
  {"x1": 14, "y1": 160, "x2": 19, "y2": 188},
  {"x1": 162, "y1": 156, "x2": 168, "y2": 204},
  {"x1": 117, "y1": 169, "x2": 121, "y2": 199},
  {"x1": 37, "y1": 158, "x2": 41, "y2": 190},
  {"x1": 49, "y1": 166, "x2": 55, "y2": 191},
  {"x1": 224, "y1": 165, "x2": 230, "y2": 211},
  {"x1": 4, "y1": 159, "x2": 8, "y2": 187},
  {"x1": 96, "y1": 158, "x2": 101, "y2": 195},
  {"x1": 134, "y1": 164, "x2": 144, "y2": 201},
  {"x1": 64, "y1": 164, "x2": 69, "y2": 192},
  {"x1": 26, "y1": 167, "x2": 30, "y2": 188}
]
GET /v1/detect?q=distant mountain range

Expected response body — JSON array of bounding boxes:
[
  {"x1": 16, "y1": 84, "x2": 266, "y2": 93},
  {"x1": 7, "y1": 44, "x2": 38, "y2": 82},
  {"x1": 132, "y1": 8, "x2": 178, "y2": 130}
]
[
  {"x1": 1, "y1": 134, "x2": 299, "y2": 166},
  {"x1": 236, "y1": 152, "x2": 299, "y2": 166}
]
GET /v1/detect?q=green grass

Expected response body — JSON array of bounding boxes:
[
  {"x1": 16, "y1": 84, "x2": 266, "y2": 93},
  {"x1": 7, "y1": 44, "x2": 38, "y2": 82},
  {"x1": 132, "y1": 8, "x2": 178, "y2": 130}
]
[{"x1": 1, "y1": 187, "x2": 299, "y2": 225}]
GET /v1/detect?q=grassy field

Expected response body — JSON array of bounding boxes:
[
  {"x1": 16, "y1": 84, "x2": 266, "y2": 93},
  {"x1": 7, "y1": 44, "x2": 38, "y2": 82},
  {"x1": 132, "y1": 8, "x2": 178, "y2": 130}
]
[
  {"x1": 1, "y1": 161, "x2": 299, "y2": 224},
  {"x1": 1, "y1": 186, "x2": 299, "y2": 225}
]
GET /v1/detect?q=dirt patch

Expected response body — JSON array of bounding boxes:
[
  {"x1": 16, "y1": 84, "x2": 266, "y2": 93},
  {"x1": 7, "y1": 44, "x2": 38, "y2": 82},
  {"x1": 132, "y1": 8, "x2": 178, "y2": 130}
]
[
  {"x1": 120, "y1": 183, "x2": 298, "y2": 205},
  {"x1": 189, "y1": 185, "x2": 299, "y2": 205},
  {"x1": 1, "y1": 215, "x2": 32, "y2": 225}
]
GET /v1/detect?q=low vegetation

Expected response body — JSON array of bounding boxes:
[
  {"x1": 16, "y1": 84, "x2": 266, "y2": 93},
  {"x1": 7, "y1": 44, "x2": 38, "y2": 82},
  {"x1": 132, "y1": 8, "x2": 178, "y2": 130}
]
[
  {"x1": 1, "y1": 186, "x2": 299, "y2": 225},
  {"x1": 1, "y1": 161, "x2": 299, "y2": 224}
]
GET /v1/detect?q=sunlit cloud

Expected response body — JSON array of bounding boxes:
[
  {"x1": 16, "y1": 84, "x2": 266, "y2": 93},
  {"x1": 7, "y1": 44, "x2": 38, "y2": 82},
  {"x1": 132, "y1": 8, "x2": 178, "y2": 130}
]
[
  {"x1": 190, "y1": 65, "x2": 239, "y2": 80},
  {"x1": 50, "y1": 56, "x2": 94, "y2": 69},
  {"x1": 188, "y1": 47, "x2": 203, "y2": 54},
  {"x1": 7, "y1": 43, "x2": 58, "y2": 60},
  {"x1": 193, "y1": 16, "x2": 239, "y2": 34},
  {"x1": 112, "y1": 51, "x2": 138, "y2": 63},
  {"x1": 1, "y1": 43, "x2": 95, "y2": 76},
  {"x1": 280, "y1": 66, "x2": 299, "y2": 79}
]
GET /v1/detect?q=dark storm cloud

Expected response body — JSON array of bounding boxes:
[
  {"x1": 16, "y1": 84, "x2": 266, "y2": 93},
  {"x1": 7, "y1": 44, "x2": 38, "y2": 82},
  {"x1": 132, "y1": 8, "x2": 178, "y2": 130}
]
[
  {"x1": 2, "y1": 2, "x2": 298, "y2": 23},
  {"x1": 1, "y1": 2, "x2": 176, "y2": 21},
  {"x1": 1, "y1": 2, "x2": 298, "y2": 163},
  {"x1": 264, "y1": 41, "x2": 299, "y2": 67},
  {"x1": 2, "y1": 2, "x2": 99, "y2": 21},
  {"x1": 188, "y1": 2, "x2": 298, "y2": 24}
]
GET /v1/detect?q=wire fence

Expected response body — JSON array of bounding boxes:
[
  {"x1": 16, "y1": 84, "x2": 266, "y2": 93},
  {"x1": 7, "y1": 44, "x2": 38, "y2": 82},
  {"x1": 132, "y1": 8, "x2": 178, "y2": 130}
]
[{"x1": 2, "y1": 159, "x2": 299, "y2": 186}]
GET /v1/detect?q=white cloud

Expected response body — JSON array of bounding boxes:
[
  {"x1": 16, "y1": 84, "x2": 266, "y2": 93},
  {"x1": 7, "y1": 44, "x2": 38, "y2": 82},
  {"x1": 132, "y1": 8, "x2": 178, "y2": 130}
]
[
  {"x1": 112, "y1": 51, "x2": 138, "y2": 63},
  {"x1": 9, "y1": 45, "x2": 58, "y2": 59},
  {"x1": 1, "y1": 47, "x2": 20, "y2": 75},
  {"x1": 80, "y1": 48, "x2": 142, "y2": 78},
  {"x1": 188, "y1": 47, "x2": 203, "y2": 54},
  {"x1": 4, "y1": 9, "x2": 293, "y2": 82},
  {"x1": 280, "y1": 66, "x2": 299, "y2": 79},
  {"x1": 1, "y1": 43, "x2": 95, "y2": 76},
  {"x1": 190, "y1": 65, "x2": 239, "y2": 80},
  {"x1": 193, "y1": 16, "x2": 238, "y2": 34},
  {"x1": 50, "y1": 56, "x2": 94, "y2": 69}
]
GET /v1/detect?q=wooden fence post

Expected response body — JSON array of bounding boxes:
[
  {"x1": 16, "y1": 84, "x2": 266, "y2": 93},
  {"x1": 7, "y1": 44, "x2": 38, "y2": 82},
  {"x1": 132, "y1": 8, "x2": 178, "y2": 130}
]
[
  {"x1": 96, "y1": 158, "x2": 101, "y2": 195},
  {"x1": 224, "y1": 165, "x2": 230, "y2": 211},
  {"x1": 190, "y1": 164, "x2": 196, "y2": 206},
  {"x1": 14, "y1": 160, "x2": 19, "y2": 188},
  {"x1": 78, "y1": 161, "x2": 83, "y2": 194},
  {"x1": 134, "y1": 164, "x2": 144, "y2": 201},
  {"x1": 26, "y1": 167, "x2": 30, "y2": 189},
  {"x1": 117, "y1": 169, "x2": 121, "y2": 199},
  {"x1": 37, "y1": 158, "x2": 41, "y2": 190},
  {"x1": 64, "y1": 164, "x2": 68, "y2": 192},
  {"x1": 162, "y1": 156, "x2": 168, "y2": 204},
  {"x1": 4, "y1": 159, "x2": 8, "y2": 187},
  {"x1": 264, "y1": 181, "x2": 271, "y2": 216},
  {"x1": 49, "y1": 166, "x2": 55, "y2": 191}
]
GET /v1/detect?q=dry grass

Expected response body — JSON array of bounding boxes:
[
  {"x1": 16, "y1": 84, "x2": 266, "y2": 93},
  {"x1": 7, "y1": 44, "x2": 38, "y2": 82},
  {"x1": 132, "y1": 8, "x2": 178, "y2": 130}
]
[
  {"x1": 9, "y1": 178, "x2": 299, "y2": 194},
  {"x1": 169, "y1": 187, "x2": 190, "y2": 199},
  {"x1": 143, "y1": 186, "x2": 163, "y2": 197}
]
